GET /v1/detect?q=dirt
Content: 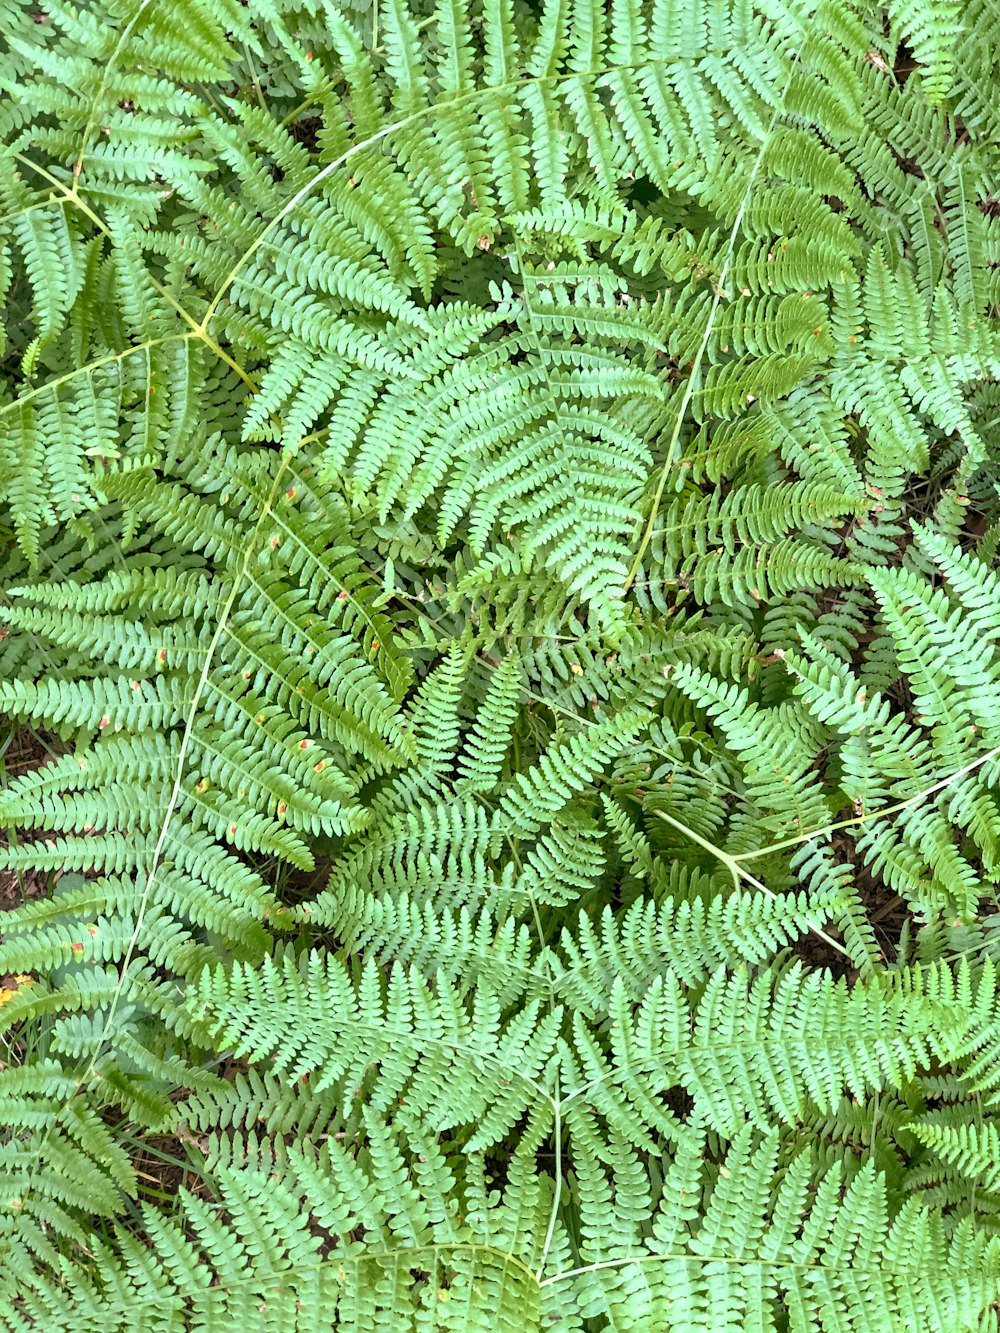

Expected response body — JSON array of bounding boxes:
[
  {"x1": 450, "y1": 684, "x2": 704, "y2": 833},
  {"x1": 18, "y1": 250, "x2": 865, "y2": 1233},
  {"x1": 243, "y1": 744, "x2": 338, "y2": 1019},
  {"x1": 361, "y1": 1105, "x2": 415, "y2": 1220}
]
[
  {"x1": 0, "y1": 727, "x2": 58, "y2": 911},
  {"x1": 790, "y1": 824, "x2": 912, "y2": 980}
]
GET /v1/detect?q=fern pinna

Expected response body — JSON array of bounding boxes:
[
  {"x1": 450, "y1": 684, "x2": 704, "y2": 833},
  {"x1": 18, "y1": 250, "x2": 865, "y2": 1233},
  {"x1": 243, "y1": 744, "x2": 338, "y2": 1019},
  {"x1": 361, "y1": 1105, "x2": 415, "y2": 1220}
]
[{"x1": 0, "y1": 0, "x2": 999, "y2": 1327}]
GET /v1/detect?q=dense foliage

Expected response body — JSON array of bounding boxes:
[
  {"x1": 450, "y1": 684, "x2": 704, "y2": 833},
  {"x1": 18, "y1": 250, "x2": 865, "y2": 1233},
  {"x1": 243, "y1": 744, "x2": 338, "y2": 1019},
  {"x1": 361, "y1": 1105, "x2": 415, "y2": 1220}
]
[{"x1": 0, "y1": 0, "x2": 999, "y2": 1326}]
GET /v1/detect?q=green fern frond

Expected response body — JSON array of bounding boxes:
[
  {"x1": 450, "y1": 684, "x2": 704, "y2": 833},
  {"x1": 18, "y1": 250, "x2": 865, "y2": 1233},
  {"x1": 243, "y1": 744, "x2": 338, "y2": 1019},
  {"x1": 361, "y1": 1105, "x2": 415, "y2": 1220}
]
[{"x1": 1, "y1": 0, "x2": 1000, "y2": 1324}]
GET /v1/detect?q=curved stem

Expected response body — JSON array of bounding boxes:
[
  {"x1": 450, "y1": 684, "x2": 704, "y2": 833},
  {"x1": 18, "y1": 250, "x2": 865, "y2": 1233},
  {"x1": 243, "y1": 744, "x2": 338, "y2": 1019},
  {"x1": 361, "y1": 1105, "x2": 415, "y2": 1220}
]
[
  {"x1": 733, "y1": 744, "x2": 1000, "y2": 863},
  {"x1": 653, "y1": 808, "x2": 852, "y2": 962}
]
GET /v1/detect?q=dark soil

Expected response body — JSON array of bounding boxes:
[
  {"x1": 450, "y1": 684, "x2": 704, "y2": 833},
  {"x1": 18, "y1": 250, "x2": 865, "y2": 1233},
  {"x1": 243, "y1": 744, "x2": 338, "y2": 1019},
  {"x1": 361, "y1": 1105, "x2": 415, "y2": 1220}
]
[{"x1": 0, "y1": 728, "x2": 57, "y2": 911}]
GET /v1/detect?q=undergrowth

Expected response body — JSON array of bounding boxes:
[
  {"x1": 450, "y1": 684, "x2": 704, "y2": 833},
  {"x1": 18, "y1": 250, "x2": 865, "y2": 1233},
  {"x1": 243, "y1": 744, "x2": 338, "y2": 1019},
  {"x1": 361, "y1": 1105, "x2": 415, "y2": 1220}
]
[{"x1": 0, "y1": 0, "x2": 999, "y2": 1327}]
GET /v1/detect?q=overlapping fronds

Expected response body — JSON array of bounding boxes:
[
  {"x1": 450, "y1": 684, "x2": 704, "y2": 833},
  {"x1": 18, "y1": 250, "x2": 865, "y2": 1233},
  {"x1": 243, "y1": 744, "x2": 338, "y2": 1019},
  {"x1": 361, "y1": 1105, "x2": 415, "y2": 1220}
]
[{"x1": 1, "y1": 0, "x2": 999, "y2": 1327}]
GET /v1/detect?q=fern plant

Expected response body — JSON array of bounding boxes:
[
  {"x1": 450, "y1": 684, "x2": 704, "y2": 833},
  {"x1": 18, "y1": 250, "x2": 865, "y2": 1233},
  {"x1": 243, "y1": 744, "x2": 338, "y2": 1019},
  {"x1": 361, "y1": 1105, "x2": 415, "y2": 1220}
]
[{"x1": 0, "y1": 0, "x2": 999, "y2": 1327}]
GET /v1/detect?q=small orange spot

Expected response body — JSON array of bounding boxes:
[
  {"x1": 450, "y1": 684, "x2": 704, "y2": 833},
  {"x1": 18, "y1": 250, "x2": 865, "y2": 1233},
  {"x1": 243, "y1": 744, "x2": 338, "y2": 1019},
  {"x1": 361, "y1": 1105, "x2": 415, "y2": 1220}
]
[
  {"x1": 371, "y1": 639, "x2": 379, "y2": 652},
  {"x1": 270, "y1": 535, "x2": 279, "y2": 548},
  {"x1": 286, "y1": 487, "x2": 296, "y2": 500},
  {"x1": 197, "y1": 778, "x2": 207, "y2": 792},
  {"x1": 257, "y1": 714, "x2": 266, "y2": 724},
  {"x1": 99, "y1": 715, "x2": 110, "y2": 729},
  {"x1": 71, "y1": 943, "x2": 84, "y2": 954},
  {"x1": 87, "y1": 925, "x2": 98, "y2": 936},
  {"x1": 277, "y1": 802, "x2": 287, "y2": 816},
  {"x1": 337, "y1": 589, "x2": 348, "y2": 601},
  {"x1": 157, "y1": 648, "x2": 167, "y2": 663},
  {"x1": 314, "y1": 760, "x2": 325, "y2": 772},
  {"x1": 131, "y1": 680, "x2": 141, "y2": 692},
  {"x1": 230, "y1": 824, "x2": 238, "y2": 836},
  {"x1": 299, "y1": 739, "x2": 311, "y2": 749}
]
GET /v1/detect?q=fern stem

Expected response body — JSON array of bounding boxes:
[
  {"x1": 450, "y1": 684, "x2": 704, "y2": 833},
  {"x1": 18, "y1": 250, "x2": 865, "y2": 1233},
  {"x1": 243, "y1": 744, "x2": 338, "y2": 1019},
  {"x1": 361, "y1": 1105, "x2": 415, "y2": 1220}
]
[
  {"x1": 652, "y1": 808, "x2": 852, "y2": 961},
  {"x1": 71, "y1": 0, "x2": 154, "y2": 181},
  {"x1": 199, "y1": 56, "x2": 762, "y2": 332},
  {"x1": 536, "y1": 1095, "x2": 563, "y2": 1282},
  {"x1": 624, "y1": 80, "x2": 795, "y2": 595},
  {"x1": 12, "y1": 153, "x2": 263, "y2": 395},
  {"x1": 733, "y1": 743, "x2": 1000, "y2": 863},
  {"x1": 0, "y1": 331, "x2": 197, "y2": 419}
]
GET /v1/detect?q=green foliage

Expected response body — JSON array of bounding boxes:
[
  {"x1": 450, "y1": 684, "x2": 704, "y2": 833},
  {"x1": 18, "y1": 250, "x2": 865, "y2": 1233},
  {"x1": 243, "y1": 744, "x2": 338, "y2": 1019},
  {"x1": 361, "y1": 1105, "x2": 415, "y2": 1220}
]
[{"x1": 0, "y1": 0, "x2": 999, "y2": 1328}]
